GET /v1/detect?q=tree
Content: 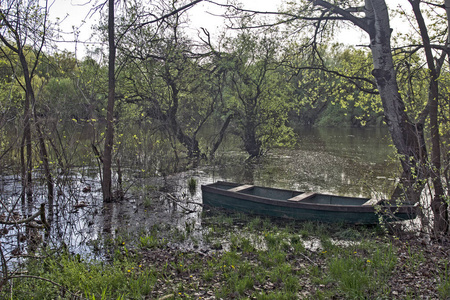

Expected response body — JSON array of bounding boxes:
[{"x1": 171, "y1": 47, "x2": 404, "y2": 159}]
[
  {"x1": 102, "y1": 0, "x2": 116, "y2": 202},
  {"x1": 0, "y1": 0, "x2": 54, "y2": 215},
  {"x1": 290, "y1": 0, "x2": 448, "y2": 232},
  {"x1": 219, "y1": 29, "x2": 295, "y2": 158},
  {"x1": 116, "y1": 1, "x2": 225, "y2": 161},
  {"x1": 97, "y1": 0, "x2": 204, "y2": 200}
]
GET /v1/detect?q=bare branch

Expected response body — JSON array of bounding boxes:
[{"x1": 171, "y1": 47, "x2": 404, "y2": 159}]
[
  {"x1": 135, "y1": 0, "x2": 204, "y2": 29},
  {"x1": 311, "y1": 0, "x2": 369, "y2": 32}
]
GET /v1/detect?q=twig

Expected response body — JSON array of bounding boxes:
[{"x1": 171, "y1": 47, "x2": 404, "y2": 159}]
[
  {"x1": 166, "y1": 194, "x2": 200, "y2": 213},
  {"x1": 186, "y1": 201, "x2": 204, "y2": 207},
  {"x1": 300, "y1": 251, "x2": 319, "y2": 266}
]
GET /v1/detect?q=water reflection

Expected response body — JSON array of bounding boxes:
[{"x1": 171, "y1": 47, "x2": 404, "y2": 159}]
[
  {"x1": 0, "y1": 127, "x2": 400, "y2": 258},
  {"x1": 207, "y1": 127, "x2": 398, "y2": 198}
]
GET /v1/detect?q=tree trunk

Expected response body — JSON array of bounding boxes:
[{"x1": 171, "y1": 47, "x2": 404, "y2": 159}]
[
  {"x1": 410, "y1": 0, "x2": 448, "y2": 233},
  {"x1": 366, "y1": 0, "x2": 427, "y2": 203},
  {"x1": 102, "y1": 0, "x2": 116, "y2": 202},
  {"x1": 210, "y1": 114, "x2": 233, "y2": 159},
  {"x1": 21, "y1": 94, "x2": 33, "y2": 214},
  {"x1": 18, "y1": 51, "x2": 34, "y2": 214},
  {"x1": 243, "y1": 118, "x2": 261, "y2": 158},
  {"x1": 18, "y1": 49, "x2": 54, "y2": 218},
  {"x1": 33, "y1": 114, "x2": 54, "y2": 222},
  {"x1": 170, "y1": 117, "x2": 201, "y2": 159}
]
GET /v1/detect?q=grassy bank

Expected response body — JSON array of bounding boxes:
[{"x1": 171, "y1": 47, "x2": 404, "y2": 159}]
[{"x1": 3, "y1": 211, "x2": 450, "y2": 299}]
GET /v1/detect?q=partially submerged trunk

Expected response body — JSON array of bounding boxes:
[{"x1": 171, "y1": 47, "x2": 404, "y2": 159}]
[
  {"x1": 168, "y1": 112, "x2": 201, "y2": 159},
  {"x1": 210, "y1": 114, "x2": 233, "y2": 159},
  {"x1": 102, "y1": 0, "x2": 116, "y2": 203},
  {"x1": 243, "y1": 120, "x2": 261, "y2": 158},
  {"x1": 19, "y1": 50, "x2": 54, "y2": 216}
]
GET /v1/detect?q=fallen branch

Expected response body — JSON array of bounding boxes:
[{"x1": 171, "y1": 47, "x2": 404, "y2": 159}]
[
  {"x1": 166, "y1": 194, "x2": 202, "y2": 213},
  {"x1": 1, "y1": 204, "x2": 50, "y2": 233},
  {"x1": 0, "y1": 210, "x2": 41, "y2": 225}
]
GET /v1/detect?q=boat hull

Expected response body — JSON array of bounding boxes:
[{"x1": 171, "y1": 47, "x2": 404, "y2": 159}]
[{"x1": 201, "y1": 182, "x2": 417, "y2": 224}]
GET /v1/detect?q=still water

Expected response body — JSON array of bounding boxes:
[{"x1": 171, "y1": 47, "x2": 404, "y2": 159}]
[
  {"x1": 204, "y1": 127, "x2": 398, "y2": 197},
  {"x1": 1, "y1": 127, "x2": 400, "y2": 256}
]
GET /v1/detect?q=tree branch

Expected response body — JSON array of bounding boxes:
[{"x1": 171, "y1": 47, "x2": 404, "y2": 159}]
[
  {"x1": 293, "y1": 65, "x2": 378, "y2": 94},
  {"x1": 135, "y1": 0, "x2": 204, "y2": 29},
  {"x1": 311, "y1": 0, "x2": 369, "y2": 32}
]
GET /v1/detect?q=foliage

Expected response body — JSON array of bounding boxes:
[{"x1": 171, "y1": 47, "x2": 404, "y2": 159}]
[
  {"x1": 221, "y1": 29, "x2": 296, "y2": 156},
  {"x1": 111, "y1": 2, "x2": 225, "y2": 159},
  {"x1": 287, "y1": 44, "x2": 382, "y2": 127}
]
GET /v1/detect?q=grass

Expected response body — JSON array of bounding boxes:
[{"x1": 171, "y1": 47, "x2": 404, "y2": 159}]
[
  {"x1": 438, "y1": 261, "x2": 450, "y2": 299},
  {"x1": 187, "y1": 177, "x2": 197, "y2": 195},
  {"x1": 1, "y1": 211, "x2": 445, "y2": 299}
]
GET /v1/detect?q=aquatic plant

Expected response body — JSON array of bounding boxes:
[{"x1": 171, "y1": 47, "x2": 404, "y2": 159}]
[{"x1": 187, "y1": 177, "x2": 197, "y2": 195}]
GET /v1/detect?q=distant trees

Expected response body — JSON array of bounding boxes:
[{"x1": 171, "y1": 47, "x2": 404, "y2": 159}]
[{"x1": 217, "y1": 30, "x2": 295, "y2": 157}]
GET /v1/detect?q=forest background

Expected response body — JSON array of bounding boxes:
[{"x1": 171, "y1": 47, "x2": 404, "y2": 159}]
[
  {"x1": 1, "y1": 0, "x2": 450, "y2": 282},
  {"x1": 2, "y1": 0, "x2": 450, "y2": 228},
  {"x1": 2, "y1": 0, "x2": 450, "y2": 297}
]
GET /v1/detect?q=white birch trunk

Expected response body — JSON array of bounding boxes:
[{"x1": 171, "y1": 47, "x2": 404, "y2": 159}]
[{"x1": 365, "y1": 0, "x2": 410, "y2": 156}]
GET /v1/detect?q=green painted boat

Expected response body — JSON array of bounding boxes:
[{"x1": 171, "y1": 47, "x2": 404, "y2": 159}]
[{"x1": 201, "y1": 181, "x2": 418, "y2": 224}]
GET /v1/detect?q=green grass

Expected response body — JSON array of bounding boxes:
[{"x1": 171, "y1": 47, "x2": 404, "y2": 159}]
[
  {"x1": 322, "y1": 240, "x2": 396, "y2": 298},
  {"x1": 8, "y1": 253, "x2": 156, "y2": 300},
  {"x1": 139, "y1": 234, "x2": 167, "y2": 248},
  {"x1": 438, "y1": 261, "x2": 450, "y2": 299},
  {"x1": 3, "y1": 212, "x2": 441, "y2": 300}
]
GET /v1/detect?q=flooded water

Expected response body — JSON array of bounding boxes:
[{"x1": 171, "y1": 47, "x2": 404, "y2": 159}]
[
  {"x1": 204, "y1": 127, "x2": 398, "y2": 196},
  {"x1": 0, "y1": 127, "x2": 399, "y2": 259}
]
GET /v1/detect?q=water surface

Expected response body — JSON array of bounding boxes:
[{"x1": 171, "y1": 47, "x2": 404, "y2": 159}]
[{"x1": 0, "y1": 127, "x2": 400, "y2": 257}]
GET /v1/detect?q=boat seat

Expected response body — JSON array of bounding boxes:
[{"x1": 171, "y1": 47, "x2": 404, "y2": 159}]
[
  {"x1": 288, "y1": 192, "x2": 316, "y2": 202},
  {"x1": 228, "y1": 185, "x2": 254, "y2": 192},
  {"x1": 362, "y1": 199, "x2": 378, "y2": 206}
]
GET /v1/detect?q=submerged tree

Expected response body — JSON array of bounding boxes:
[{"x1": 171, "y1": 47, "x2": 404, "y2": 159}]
[
  {"x1": 219, "y1": 29, "x2": 295, "y2": 158},
  {"x1": 0, "y1": 0, "x2": 54, "y2": 215},
  {"x1": 116, "y1": 1, "x2": 226, "y2": 161},
  {"x1": 96, "y1": 0, "x2": 204, "y2": 200},
  {"x1": 102, "y1": 0, "x2": 116, "y2": 202}
]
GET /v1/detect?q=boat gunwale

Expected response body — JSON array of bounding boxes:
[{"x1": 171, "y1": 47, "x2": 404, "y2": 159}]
[{"x1": 201, "y1": 182, "x2": 417, "y2": 214}]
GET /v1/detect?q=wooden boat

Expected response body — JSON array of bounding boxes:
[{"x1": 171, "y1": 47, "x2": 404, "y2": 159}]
[{"x1": 201, "y1": 181, "x2": 418, "y2": 224}]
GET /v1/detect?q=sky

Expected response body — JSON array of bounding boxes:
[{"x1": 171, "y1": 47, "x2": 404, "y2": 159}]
[
  {"x1": 48, "y1": 0, "x2": 411, "y2": 57},
  {"x1": 49, "y1": 0, "x2": 284, "y2": 56}
]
